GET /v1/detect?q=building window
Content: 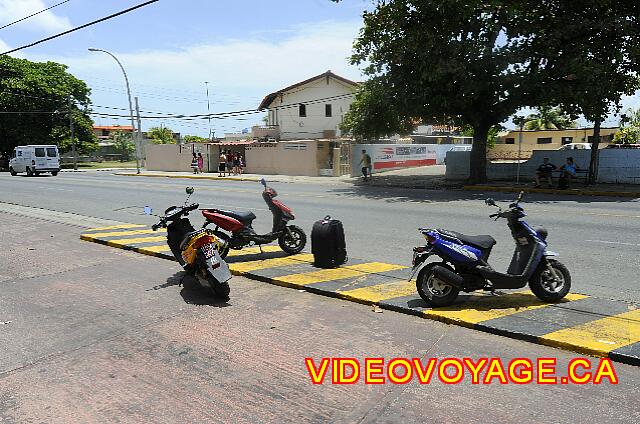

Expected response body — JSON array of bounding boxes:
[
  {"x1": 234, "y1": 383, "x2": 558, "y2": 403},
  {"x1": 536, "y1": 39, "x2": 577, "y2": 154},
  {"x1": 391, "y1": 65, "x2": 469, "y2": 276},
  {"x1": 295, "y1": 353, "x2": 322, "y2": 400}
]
[
  {"x1": 299, "y1": 104, "x2": 306, "y2": 117},
  {"x1": 505, "y1": 138, "x2": 515, "y2": 144},
  {"x1": 102, "y1": 129, "x2": 109, "y2": 136},
  {"x1": 537, "y1": 137, "x2": 553, "y2": 144},
  {"x1": 325, "y1": 104, "x2": 332, "y2": 117},
  {"x1": 561, "y1": 137, "x2": 573, "y2": 145}
]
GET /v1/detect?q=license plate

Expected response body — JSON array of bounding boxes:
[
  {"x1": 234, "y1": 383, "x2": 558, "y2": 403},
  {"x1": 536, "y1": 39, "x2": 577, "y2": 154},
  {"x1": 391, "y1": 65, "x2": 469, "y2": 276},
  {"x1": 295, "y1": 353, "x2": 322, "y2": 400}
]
[{"x1": 200, "y1": 244, "x2": 216, "y2": 259}]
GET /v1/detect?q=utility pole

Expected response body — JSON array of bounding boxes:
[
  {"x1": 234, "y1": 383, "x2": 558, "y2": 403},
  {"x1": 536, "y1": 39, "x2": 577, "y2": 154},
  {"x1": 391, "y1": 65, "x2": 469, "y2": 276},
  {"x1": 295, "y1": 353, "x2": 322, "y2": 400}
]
[
  {"x1": 205, "y1": 81, "x2": 212, "y2": 141},
  {"x1": 68, "y1": 96, "x2": 77, "y2": 170},
  {"x1": 135, "y1": 97, "x2": 144, "y2": 168}
]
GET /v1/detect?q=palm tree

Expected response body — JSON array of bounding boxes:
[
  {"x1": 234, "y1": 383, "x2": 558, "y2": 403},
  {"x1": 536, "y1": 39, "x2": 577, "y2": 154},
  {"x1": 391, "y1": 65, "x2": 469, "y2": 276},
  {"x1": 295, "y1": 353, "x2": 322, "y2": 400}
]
[{"x1": 523, "y1": 106, "x2": 576, "y2": 130}]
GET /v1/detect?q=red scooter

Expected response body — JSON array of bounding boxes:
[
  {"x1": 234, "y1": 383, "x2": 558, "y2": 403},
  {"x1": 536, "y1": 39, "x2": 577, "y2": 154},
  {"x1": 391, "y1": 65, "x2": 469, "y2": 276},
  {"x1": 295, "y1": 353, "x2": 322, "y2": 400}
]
[{"x1": 200, "y1": 179, "x2": 306, "y2": 258}]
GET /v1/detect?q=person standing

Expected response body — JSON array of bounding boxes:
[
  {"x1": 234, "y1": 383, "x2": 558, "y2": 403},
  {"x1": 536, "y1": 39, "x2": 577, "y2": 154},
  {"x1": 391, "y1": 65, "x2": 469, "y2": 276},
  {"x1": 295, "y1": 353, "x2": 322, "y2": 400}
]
[
  {"x1": 358, "y1": 149, "x2": 372, "y2": 181},
  {"x1": 218, "y1": 150, "x2": 226, "y2": 177},
  {"x1": 226, "y1": 150, "x2": 234, "y2": 177},
  {"x1": 191, "y1": 153, "x2": 198, "y2": 174},
  {"x1": 233, "y1": 152, "x2": 241, "y2": 175},
  {"x1": 197, "y1": 152, "x2": 204, "y2": 174}
]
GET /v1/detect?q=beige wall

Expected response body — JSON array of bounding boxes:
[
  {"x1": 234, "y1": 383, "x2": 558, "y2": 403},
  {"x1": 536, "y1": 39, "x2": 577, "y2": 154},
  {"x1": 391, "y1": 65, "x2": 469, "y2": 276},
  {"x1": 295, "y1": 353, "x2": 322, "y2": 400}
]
[
  {"x1": 244, "y1": 141, "x2": 320, "y2": 176},
  {"x1": 491, "y1": 128, "x2": 618, "y2": 159},
  {"x1": 146, "y1": 143, "x2": 212, "y2": 172}
]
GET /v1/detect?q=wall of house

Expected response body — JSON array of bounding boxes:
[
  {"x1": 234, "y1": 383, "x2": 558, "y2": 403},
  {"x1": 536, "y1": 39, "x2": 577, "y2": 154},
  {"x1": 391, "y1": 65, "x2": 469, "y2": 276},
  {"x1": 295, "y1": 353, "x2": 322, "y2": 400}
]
[
  {"x1": 491, "y1": 128, "x2": 618, "y2": 159},
  {"x1": 244, "y1": 141, "x2": 320, "y2": 176},
  {"x1": 445, "y1": 149, "x2": 640, "y2": 184},
  {"x1": 145, "y1": 143, "x2": 212, "y2": 172},
  {"x1": 267, "y1": 76, "x2": 356, "y2": 140}
]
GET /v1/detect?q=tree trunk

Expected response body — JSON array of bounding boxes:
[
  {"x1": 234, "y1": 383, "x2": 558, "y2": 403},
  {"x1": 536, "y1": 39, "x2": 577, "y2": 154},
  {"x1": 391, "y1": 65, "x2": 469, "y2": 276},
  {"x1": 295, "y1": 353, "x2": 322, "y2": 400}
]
[
  {"x1": 469, "y1": 125, "x2": 489, "y2": 184},
  {"x1": 588, "y1": 119, "x2": 601, "y2": 185}
]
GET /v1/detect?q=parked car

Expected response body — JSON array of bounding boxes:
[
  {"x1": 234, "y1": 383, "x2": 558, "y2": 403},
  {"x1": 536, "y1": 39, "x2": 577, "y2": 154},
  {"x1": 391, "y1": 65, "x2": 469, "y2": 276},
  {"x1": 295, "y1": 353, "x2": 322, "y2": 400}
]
[
  {"x1": 557, "y1": 143, "x2": 591, "y2": 150},
  {"x1": 9, "y1": 145, "x2": 60, "y2": 176}
]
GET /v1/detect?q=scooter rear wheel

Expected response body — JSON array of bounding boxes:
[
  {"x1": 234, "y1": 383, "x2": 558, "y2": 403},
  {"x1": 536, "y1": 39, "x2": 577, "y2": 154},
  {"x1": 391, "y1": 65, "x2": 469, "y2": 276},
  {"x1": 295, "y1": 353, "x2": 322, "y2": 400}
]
[
  {"x1": 529, "y1": 259, "x2": 571, "y2": 302},
  {"x1": 416, "y1": 263, "x2": 460, "y2": 307}
]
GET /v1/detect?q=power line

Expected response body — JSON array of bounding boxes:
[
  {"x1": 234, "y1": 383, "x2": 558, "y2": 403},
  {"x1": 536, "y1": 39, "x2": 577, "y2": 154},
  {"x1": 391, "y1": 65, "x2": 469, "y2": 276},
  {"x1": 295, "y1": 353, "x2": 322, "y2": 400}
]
[
  {"x1": 1, "y1": 0, "x2": 159, "y2": 55},
  {"x1": 1, "y1": 89, "x2": 356, "y2": 120},
  {"x1": 0, "y1": 0, "x2": 71, "y2": 31}
]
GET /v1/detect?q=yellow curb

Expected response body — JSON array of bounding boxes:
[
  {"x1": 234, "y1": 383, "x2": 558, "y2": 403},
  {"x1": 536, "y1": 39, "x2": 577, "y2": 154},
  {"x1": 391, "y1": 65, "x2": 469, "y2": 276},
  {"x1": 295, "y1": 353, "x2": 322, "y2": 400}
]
[
  {"x1": 464, "y1": 185, "x2": 640, "y2": 198},
  {"x1": 117, "y1": 173, "x2": 260, "y2": 182}
]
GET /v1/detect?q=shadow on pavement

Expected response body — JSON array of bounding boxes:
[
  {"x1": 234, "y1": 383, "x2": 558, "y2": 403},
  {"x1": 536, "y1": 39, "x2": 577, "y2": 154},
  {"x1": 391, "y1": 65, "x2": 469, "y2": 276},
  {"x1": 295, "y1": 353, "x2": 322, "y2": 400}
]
[
  {"x1": 148, "y1": 271, "x2": 231, "y2": 307},
  {"x1": 331, "y1": 182, "x2": 639, "y2": 205}
]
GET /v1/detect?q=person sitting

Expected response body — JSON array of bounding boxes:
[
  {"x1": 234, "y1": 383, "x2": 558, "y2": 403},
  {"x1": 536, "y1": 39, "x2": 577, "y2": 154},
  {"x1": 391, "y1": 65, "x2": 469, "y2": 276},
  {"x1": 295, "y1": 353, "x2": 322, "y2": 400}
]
[
  {"x1": 558, "y1": 157, "x2": 579, "y2": 189},
  {"x1": 534, "y1": 157, "x2": 556, "y2": 188}
]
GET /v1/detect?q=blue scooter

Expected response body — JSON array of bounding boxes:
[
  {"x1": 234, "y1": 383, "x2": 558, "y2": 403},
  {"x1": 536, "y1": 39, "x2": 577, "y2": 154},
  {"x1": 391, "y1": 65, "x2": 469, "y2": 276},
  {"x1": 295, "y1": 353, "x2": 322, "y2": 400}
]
[{"x1": 411, "y1": 191, "x2": 571, "y2": 306}]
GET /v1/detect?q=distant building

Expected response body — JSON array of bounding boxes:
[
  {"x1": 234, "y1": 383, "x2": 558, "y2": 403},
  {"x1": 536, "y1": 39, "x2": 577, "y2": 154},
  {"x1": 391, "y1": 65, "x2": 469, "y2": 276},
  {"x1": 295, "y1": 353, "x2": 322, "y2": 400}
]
[
  {"x1": 491, "y1": 127, "x2": 619, "y2": 159},
  {"x1": 257, "y1": 70, "x2": 359, "y2": 141},
  {"x1": 92, "y1": 125, "x2": 134, "y2": 141}
]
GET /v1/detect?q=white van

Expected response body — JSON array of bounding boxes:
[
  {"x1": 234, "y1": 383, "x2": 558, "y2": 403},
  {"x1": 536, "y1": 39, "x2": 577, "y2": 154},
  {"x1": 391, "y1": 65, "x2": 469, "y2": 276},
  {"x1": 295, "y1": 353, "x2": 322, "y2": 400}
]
[{"x1": 9, "y1": 145, "x2": 60, "y2": 176}]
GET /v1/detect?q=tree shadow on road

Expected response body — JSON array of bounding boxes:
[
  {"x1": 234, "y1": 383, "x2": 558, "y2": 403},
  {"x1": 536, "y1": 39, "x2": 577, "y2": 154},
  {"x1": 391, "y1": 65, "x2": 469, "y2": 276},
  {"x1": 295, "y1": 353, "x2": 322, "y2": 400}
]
[{"x1": 330, "y1": 181, "x2": 639, "y2": 205}]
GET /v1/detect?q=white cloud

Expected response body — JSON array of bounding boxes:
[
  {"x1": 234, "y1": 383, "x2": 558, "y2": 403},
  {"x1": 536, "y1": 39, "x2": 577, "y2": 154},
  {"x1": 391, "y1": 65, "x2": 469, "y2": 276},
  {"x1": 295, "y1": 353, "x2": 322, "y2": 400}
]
[
  {"x1": 64, "y1": 20, "x2": 363, "y2": 92},
  {"x1": 23, "y1": 20, "x2": 364, "y2": 135},
  {"x1": 0, "y1": 0, "x2": 71, "y2": 33}
]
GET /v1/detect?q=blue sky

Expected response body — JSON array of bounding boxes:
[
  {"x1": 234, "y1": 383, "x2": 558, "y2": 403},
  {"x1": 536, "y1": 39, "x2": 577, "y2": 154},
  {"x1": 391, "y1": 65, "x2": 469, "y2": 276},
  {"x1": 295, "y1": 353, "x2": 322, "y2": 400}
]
[
  {"x1": 1, "y1": 0, "x2": 370, "y2": 137},
  {"x1": 1, "y1": 0, "x2": 637, "y2": 136}
]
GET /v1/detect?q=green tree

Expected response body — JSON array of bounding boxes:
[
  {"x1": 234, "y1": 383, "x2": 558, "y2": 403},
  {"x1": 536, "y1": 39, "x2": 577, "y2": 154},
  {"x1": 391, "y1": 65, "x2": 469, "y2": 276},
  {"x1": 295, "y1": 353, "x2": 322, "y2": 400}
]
[
  {"x1": 529, "y1": 1, "x2": 640, "y2": 183},
  {"x1": 183, "y1": 135, "x2": 208, "y2": 143},
  {"x1": 336, "y1": 0, "x2": 562, "y2": 183},
  {"x1": 111, "y1": 130, "x2": 135, "y2": 161},
  {"x1": 615, "y1": 107, "x2": 640, "y2": 144},
  {"x1": 460, "y1": 124, "x2": 503, "y2": 149},
  {"x1": 612, "y1": 127, "x2": 639, "y2": 145},
  {"x1": 0, "y1": 56, "x2": 97, "y2": 155},
  {"x1": 523, "y1": 106, "x2": 576, "y2": 131},
  {"x1": 340, "y1": 80, "x2": 415, "y2": 140},
  {"x1": 147, "y1": 126, "x2": 175, "y2": 144}
]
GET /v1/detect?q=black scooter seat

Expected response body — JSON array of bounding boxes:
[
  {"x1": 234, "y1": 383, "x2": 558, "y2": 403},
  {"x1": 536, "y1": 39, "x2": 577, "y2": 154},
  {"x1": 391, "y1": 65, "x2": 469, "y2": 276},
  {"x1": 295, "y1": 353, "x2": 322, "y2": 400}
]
[
  {"x1": 438, "y1": 229, "x2": 497, "y2": 250},
  {"x1": 218, "y1": 210, "x2": 256, "y2": 224}
]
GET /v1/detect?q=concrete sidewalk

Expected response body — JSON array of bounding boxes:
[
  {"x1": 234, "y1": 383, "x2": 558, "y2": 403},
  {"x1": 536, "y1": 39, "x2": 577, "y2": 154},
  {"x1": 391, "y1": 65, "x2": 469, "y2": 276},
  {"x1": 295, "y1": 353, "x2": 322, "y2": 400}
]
[
  {"x1": 116, "y1": 170, "x2": 352, "y2": 185},
  {"x1": 113, "y1": 168, "x2": 640, "y2": 197}
]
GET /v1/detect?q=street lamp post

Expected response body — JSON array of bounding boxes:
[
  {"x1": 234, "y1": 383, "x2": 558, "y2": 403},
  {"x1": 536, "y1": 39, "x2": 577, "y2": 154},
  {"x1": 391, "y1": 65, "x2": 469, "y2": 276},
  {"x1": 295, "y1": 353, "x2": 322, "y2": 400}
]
[{"x1": 88, "y1": 48, "x2": 141, "y2": 174}]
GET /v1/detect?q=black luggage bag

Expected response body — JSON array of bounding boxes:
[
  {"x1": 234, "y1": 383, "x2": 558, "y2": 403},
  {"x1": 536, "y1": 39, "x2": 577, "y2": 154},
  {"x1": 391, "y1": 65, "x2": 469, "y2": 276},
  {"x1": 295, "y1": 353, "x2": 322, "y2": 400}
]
[{"x1": 311, "y1": 216, "x2": 347, "y2": 268}]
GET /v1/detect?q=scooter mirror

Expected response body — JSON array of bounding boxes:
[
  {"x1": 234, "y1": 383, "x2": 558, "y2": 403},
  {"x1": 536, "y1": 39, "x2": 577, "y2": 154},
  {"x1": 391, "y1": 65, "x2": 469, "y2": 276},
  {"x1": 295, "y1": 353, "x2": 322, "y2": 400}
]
[
  {"x1": 259, "y1": 178, "x2": 266, "y2": 187},
  {"x1": 485, "y1": 198, "x2": 497, "y2": 207},
  {"x1": 186, "y1": 187, "x2": 195, "y2": 195},
  {"x1": 516, "y1": 191, "x2": 524, "y2": 202}
]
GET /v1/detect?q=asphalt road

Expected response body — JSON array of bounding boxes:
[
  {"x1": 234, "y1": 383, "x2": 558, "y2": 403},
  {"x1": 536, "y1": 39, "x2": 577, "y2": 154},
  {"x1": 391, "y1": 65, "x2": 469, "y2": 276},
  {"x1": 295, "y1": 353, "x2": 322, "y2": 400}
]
[
  {"x1": 1, "y1": 171, "x2": 639, "y2": 304},
  {"x1": 1, "y1": 214, "x2": 638, "y2": 423}
]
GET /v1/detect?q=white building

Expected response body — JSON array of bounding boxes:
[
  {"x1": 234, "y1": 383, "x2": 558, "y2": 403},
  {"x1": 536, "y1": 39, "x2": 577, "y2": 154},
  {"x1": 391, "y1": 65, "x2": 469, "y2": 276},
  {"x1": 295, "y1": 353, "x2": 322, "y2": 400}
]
[{"x1": 258, "y1": 71, "x2": 359, "y2": 140}]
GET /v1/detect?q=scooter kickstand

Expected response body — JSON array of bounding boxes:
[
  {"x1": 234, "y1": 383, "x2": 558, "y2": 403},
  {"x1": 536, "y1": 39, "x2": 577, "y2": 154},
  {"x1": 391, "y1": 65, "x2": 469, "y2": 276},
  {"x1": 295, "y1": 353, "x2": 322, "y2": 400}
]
[{"x1": 259, "y1": 244, "x2": 263, "y2": 254}]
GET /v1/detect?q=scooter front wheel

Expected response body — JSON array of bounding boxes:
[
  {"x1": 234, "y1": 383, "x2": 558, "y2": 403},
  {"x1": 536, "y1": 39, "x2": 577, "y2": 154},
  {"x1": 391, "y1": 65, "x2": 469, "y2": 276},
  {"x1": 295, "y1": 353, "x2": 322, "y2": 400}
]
[
  {"x1": 529, "y1": 259, "x2": 571, "y2": 302},
  {"x1": 416, "y1": 263, "x2": 460, "y2": 307},
  {"x1": 279, "y1": 225, "x2": 306, "y2": 254}
]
